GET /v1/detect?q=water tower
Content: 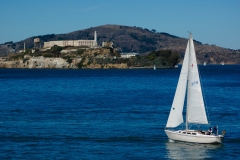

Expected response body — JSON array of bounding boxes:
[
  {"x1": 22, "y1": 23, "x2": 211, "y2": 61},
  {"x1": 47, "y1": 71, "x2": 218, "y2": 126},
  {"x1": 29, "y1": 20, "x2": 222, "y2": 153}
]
[{"x1": 34, "y1": 38, "x2": 41, "y2": 49}]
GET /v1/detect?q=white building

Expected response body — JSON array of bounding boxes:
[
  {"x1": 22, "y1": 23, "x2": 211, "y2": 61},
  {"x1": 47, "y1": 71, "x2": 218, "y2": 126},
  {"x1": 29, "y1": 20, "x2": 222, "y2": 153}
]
[
  {"x1": 44, "y1": 31, "x2": 97, "y2": 48},
  {"x1": 102, "y1": 41, "x2": 113, "y2": 48},
  {"x1": 120, "y1": 52, "x2": 139, "y2": 58}
]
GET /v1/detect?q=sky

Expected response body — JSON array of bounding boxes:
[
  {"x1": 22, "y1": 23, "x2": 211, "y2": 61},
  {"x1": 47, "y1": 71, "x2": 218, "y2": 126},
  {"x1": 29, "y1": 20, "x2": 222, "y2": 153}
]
[{"x1": 0, "y1": 0, "x2": 239, "y2": 49}]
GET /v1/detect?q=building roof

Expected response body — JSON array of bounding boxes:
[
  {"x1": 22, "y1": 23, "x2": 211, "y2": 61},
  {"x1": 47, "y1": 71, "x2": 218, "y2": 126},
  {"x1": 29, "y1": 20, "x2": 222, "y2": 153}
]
[{"x1": 120, "y1": 52, "x2": 139, "y2": 55}]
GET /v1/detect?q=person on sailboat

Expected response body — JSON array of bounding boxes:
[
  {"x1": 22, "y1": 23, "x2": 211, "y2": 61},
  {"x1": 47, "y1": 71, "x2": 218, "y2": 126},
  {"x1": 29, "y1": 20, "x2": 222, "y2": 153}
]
[
  {"x1": 213, "y1": 126, "x2": 217, "y2": 135},
  {"x1": 207, "y1": 127, "x2": 212, "y2": 135}
]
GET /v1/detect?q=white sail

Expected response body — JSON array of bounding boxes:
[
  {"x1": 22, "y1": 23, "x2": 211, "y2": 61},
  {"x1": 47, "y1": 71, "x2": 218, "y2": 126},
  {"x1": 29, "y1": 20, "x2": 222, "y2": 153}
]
[
  {"x1": 187, "y1": 36, "x2": 208, "y2": 124},
  {"x1": 166, "y1": 40, "x2": 189, "y2": 128}
]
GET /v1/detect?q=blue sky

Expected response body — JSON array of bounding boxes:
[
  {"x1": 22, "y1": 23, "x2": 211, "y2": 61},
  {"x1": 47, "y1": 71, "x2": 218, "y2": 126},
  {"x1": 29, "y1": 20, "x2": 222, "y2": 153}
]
[{"x1": 1, "y1": 0, "x2": 239, "y2": 49}]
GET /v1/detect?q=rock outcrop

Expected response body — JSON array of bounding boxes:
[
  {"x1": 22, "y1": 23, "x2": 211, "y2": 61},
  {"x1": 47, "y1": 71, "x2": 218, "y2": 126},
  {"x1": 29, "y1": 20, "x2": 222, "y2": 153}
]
[{"x1": 0, "y1": 56, "x2": 82, "y2": 69}]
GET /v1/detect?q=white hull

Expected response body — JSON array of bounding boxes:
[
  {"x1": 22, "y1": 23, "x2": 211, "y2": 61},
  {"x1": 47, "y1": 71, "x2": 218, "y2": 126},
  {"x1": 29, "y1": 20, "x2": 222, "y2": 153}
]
[{"x1": 165, "y1": 130, "x2": 223, "y2": 144}]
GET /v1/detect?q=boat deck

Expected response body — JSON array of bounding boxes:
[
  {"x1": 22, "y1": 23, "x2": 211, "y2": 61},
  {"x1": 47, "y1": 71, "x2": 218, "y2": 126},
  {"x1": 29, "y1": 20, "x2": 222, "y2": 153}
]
[{"x1": 178, "y1": 130, "x2": 213, "y2": 136}]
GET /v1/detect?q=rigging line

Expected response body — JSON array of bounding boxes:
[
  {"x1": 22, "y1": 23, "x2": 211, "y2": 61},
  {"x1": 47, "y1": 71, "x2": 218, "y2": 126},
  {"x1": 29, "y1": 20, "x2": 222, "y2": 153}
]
[
  {"x1": 189, "y1": 124, "x2": 193, "y2": 129},
  {"x1": 198, "y1": 64, "x2": 211, "y2": 124}
]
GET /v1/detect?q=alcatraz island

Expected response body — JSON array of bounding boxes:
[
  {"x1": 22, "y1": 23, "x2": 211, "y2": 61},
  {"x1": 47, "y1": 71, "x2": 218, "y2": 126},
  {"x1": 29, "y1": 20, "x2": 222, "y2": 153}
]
[
  {"x1": 2, "y1": 24, "x2": 239, "y2": 68},
  {"x1": 0, "y1": 30, "x2": 179, "y2": 69}
]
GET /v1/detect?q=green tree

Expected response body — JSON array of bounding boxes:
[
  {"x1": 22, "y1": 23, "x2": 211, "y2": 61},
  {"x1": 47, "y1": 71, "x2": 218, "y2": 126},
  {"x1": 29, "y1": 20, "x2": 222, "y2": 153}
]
[
  {"x1": 50, "y1": 45, "x2": 62, "y2": 57},
  {"x1": 77, "y1": 49, "x2": 85, "y2": 55},
  {"x1": 168, "y1": 52, "x2": 180, "y2": 67},
  {"x1": 151, "y1": 29, "x2": 156, "y2": 33}
]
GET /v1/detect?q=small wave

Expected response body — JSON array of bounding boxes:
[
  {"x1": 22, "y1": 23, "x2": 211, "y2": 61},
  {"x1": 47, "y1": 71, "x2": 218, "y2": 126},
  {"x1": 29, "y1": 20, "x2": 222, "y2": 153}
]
[
  {"x1": 0, "y1": 135, "x2": 165, "y2": 143},
  {"x1": 224, "y1": 138, "x2": 240, "y2": 144},
  {"x1": 10, "y1": 109, "x2": 24, "y2": 113},
  {"x1": 219, "y1": 113, "x2": 238, "y2": 116},
  {"x1": 68, "y1": 135, "x2": 165, "y2": 143}
]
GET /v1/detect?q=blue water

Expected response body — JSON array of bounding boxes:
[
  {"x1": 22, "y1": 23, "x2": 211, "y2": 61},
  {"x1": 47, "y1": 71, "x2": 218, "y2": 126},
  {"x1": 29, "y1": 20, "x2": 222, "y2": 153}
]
[{"x1": 0, "y1": 65, "x2": 239, "y2": 159}]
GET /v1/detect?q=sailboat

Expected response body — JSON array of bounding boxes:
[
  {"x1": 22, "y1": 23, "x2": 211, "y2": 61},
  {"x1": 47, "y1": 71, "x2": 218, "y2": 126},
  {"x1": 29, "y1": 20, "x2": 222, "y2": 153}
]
[
  {"x1": 154, "y1": 64, "x2": 156, "y2": 70},
  {"x1": 164, "y1": 33, "x2": 225, "y2": 144}
]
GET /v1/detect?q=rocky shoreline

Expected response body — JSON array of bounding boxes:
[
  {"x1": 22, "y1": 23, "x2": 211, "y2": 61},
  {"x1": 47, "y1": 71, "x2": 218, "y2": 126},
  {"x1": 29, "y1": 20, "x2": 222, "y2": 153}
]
[
  {"x1": 0, "y1": 56, "x2": 131, "y2": 69},
  {"x1": 0, "y1": 56, "x2": 82, "y2": 69},
  {"x1": 0, "y1": 57, "x2": 171, "y2": 69}
]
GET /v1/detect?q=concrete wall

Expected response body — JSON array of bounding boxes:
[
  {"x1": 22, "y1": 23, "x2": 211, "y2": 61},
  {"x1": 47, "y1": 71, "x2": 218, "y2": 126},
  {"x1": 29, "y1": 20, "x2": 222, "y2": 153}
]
[
  {"x1": 44, "y1": 40, "x2": 97, "y2": 48},
  {"x1": 44, "y1": 31, "x2": 98, "y2": 49}
]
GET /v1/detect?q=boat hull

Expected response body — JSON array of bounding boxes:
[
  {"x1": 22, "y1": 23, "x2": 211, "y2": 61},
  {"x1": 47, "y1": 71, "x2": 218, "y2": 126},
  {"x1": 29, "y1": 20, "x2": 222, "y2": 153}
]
[{"x1": 165, "y1": 130, "x2": 224, "y2": 144}]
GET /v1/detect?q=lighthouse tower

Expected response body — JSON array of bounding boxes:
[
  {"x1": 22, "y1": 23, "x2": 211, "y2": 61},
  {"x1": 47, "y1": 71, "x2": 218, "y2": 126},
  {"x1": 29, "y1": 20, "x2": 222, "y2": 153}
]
[
  {"x1": 93, "y1": 31, "x2": 97, "y2": 47},
  {"x1": 94, "y1": 31, "x2": 97, "y2": 42}
]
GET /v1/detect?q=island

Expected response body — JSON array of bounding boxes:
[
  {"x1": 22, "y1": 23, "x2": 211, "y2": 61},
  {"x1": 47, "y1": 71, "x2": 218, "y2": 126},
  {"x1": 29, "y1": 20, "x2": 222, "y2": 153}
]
[{"x1": 0, "y1": 45, "x2": 179, "y2": 69}]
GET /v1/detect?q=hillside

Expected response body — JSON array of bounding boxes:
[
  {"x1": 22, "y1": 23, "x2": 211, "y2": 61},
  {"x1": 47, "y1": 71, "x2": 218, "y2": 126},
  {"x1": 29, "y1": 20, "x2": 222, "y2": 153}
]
[{"x1": 1, "y1": 24, "x2": 240, "y2": 64}]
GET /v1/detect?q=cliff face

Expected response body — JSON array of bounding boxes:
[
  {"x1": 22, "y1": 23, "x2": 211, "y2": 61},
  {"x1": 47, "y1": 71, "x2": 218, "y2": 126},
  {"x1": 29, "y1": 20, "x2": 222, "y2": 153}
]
[
  {"x1": 0, "y1": 56, "x2": 81, "y2": 69},
  {"x1": 0, "y1": 56, "x2": 129, "y2": 69}
]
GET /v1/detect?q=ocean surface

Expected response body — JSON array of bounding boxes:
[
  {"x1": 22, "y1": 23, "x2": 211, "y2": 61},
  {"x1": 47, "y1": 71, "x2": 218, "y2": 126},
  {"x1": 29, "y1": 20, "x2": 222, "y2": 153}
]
[{"x1": 0, "y1": 65, "x2": 239, "y2": 159}]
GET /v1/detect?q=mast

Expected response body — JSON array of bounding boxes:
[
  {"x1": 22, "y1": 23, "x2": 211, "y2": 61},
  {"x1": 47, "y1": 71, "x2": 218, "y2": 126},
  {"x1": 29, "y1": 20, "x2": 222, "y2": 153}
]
[{"x1": 186, "y1": 32, "x2": 192, "y2": 130}]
